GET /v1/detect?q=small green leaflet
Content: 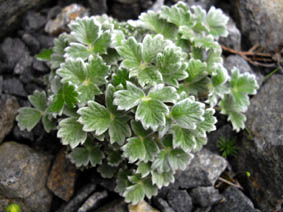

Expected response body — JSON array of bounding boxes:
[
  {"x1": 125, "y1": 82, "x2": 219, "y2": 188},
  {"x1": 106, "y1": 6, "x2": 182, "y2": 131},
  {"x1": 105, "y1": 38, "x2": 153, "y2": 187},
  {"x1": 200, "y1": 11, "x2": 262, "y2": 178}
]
[
  {"x1": 230, "y1": 68, "x2": 258, "y2": 109},
  {"x1": 115, "y1": 169, "x2": 132, "y2": 196},
  {"x1": 57, "y1": 55, "x2": 109, "y2": 103},
  {"x1": 187, "y1": 58, "x2": 207, "y2": 83},
  {"x1": 57, "y1": 117, "x2": 87, "y2": 149},
  {"x1": 122, "y1": 136, "x2": 159, "y2": 163},
  {"x1": 171, "y1": 108, "x2": 216, "y2": 152},
  {"x1": 107, "y1": 149, "x2": 123, "y2": 167},
  {"x1": 152, "y1": 147, "x2": 192, "y2": 173},
  {"x1": 16, "y1": 91, "x2": 55, "y2": 132},
  {"x1": 219, "y1": 94, "x2": 247, "y2": 132},
  {"x1": 78, "y1": 93, "x2": 131, "y2": 144},
  {"x1": 207, "y1": 64, "x2": 230, "y2": 107},
  {"x1": 160, "y1": 2, "x2": 192, "y2": 27},
  {"x1": 35, "y1": 48, "x2": 53, "y2": 62},
  {"x1": 47, "y1": 83, "x2": 78, "y2": 114},
  {"x1": 117, "y1": 35, "x2": 167, "y2": 87},
  {"x1": 132, "y1": 11, "x2": 178, "y2": 39},
  {"x1": 136, "y1": 162, "x2": 151, "y2": 178},
  {"x1": 69, "y1": 140, "x2": 104, "y2": 167},
  {"x1": 114, "y1": 82, "x2": 178, "y2": 130},
  {"x1": 206, "y1": 6, "x2": 229, "y2": 37},
  {"x1": 69, "y1": 17, "x2": 100, "y2": 46},
  {"x1": 171, "y1": 97, "x2": 205, "y2": 130},
  {"x1": 17, "y1": 108, "x2": 42, "y2": 132},
  {"x1": 51, "y1": 34, "x2": 68, "y2": 69},
  {"x1": 157, "y1": 46, "x2": 188, "y2": 87},
  {"x1": 124, "y1": 175, "x2": 158, "y2": 205},
  {"x1": 113, "y1": 81, "x2": 145, "y2": 111},
  {"x1": 151, "y1": 171, "x2": 174, "y2": 189}
]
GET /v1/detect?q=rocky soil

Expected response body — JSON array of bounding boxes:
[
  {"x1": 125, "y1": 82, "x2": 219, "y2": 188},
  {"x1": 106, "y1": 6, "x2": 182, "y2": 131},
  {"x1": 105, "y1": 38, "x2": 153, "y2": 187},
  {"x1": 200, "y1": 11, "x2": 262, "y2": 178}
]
[{"x1": 0, "y1": 0, "x2": 282, "y2": 212}]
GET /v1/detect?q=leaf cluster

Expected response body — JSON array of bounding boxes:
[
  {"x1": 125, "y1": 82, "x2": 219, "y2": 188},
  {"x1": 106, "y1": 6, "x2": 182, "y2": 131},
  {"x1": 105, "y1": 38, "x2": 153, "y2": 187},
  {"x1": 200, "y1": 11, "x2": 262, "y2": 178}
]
[{"x1": 17, "y1": 3, "x2": 258, "y2": 204}]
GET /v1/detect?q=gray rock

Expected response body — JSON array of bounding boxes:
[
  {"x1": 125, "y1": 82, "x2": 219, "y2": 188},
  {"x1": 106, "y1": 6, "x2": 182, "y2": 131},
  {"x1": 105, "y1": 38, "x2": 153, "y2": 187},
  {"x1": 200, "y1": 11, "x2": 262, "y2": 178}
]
[
  {"x1": 22, "y1": 11, "x2": 46, "y2": 32},
  {"x1": 231, "y1": 0, "x2": 283, "y2": 51},
  {"x1": 175, "y1": 149, "x2": 228, "y2": 189},
  {"x1": 194, "y1": 207, "x2": 212, "y2": 212},
  {"x1": 224, "y1": 55, "x2": 264, "y2": 83},
  {"x1": 96, "y1": 199, "x2": 127, "y2": 212},
  {"x1": 32, "y1": 59, "x2": 49, "y2": 73},
  {"x1": 109, "y1": 2, "x2": 141, "y2": 20},
  {"x1": 211, "y1": 187, "x2": 260, "y2": 212},
  {"x1": 0, "y1": 142, "x2": 52, "y2": 212},
  {"x1": 88, "y1": 0, "x2": 108, "y2": 15},
  {"x1": 3, "y1": 78, "x2": 26, "y2": 97},
  {"x1": 219, "y1": 17, "x2": 241, "y2": 51},
  {"x1": 38, "y1": 35, "x2": 54, "y2": 49},
  {"x1": 149, "y1": 0, "x2": 164, "y2": 12},
  {"x1": 77, "y1": 191, "x2": 108, "y2": 212},
  {"x1": 0, "y1": 96, "x2": 19, "y2": 143},
  {"x1": 112, "y1": 0, "x2": 139, "y2": 4},
  {"x1": 56, "y1": 183, "x2": 97, "y2": 212},
  {"x1": 0, "y1": 38, "x2": 29, "y2": 69},
  {"x1": 189, "y1": 187, "x2": 223, "y2": 207},
  {"x1": 0, "y1": 75, "x2": 2, "y2": 94},
  {"x1": 22, "y1": 33, "x2": 40, "y2": 54},
  {"x1": 152, "y1": 197, "x2": 175, "y2": 212},
  {"x1": 230, "y1": 74, "x2": 283, "y2": 211},
  {"x1": 167, "y1": 189, "x2": 193, "y2": 212},
  {"x1": 0, "y1": 0, "x2": 49, "y2": 38},
  {"x1": 14, "y1": 53, "x2": 33, "y2": 74}
]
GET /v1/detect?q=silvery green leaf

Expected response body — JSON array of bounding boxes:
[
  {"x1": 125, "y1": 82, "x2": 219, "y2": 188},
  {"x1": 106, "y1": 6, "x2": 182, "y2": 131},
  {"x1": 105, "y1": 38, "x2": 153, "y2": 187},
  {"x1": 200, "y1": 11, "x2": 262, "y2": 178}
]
[
  {"x1": 206, "y1": 49, "x2": 223, "y2": 74},
  {"x1": 86, "y1": 55, "x2": 109, "y2": 86},
  {"x1": 65, "y1": 43, "x2": 92, "y2": 60},
  {"x1": 42, "y1": 114, "x2": 56, "y2": 133},
  {"x1": 172, "y1": 126, "x2": 196, "y2": 151},
  {"x1": 137, "y1": 162, "x2": 151, "y2": 178},
  {"x1": 148, "y1": 84, "x2": 179, "y2": 103},
  {"x1": 206, "y1": 6, "x2": 229, "y2": 37},
  {"x1": 191, "y1": 5, "x2": 208, "y2": 32},
  {"x1": 152, "y1": 150, "x2": 171, "y2": 173},
  {"x1": 230, "y1": 68, "x2": 259, "y2": 108},
  {"x1": 69, "y1": 17, "x2": 100, "y2": 45},
  {"x1": 219, "y1": 94, "x2": 247, "y2": 132},
  {"x1": 112, "y1": 69, "x2": 129, "y2": 88},
  {"x1": 113, "y1": 81, "x2": 144, "y2": 111},
  {"x1": 137, "y1": 11, "x2": 178, "y2": 39},
  {"x1": 136, "y1": 99, "x2": 169, "y2": 131},
  {"x1": 151, "y1": 171, "x2": 174, "y2": 189},
  {"x1": 187, "y1": 58, "x2": 207, "y2": 83},
  {"x1": 57, "y1": 117, "x2": 87, "y2": 149},
  {"x1": 122, "y1": 137, "x2": 159, "y2": 163},
  {"x1": 171, "y1": 98, "x2": 205, "y2": 130},
  {"x1": 28, "y1": 90, "x2": 47, "y2": 111},
  {"x1": 167, "y1": 148, "x2": 192, "y2": 171},
  {"x1": 47, "y1": 83, "x2": 78, "y2": 114},
  {"x1": 51, "y1": 35, "x2": 68, "y2": 69},
  {"x1": 196, "y1": 108, "x2": 217, "y2": 134},
  {"x1": 16, "y1": 107, "x2": 41, "y2": 132},
  {"x1": 125, "y1": 176, "x2": 158, "y2": 204},
  {"x1": 116, "y1": 37, "x2": 142, "y2": 75},
  {"x1": 93, "y1": 31, "x2": 111, "y2": 54},
  {"x1": 58, "y1": 59, "x2": 86, "y2": 85},
  {"x1": 78, "y1": 101, "x2": 111, "y2": 135},
  {"x1": 69, "y1": 140, "x2": 104, "y2": 167},
  {"x1": 194, "y1": 35, "x2": 220, "y2": 50},
  {"x1": 157, "y1": 46, "x2": 188, "y2": 86},
  {"x1": 160, "y1": 2, "x2": 192, "y2": 27},
  {"x1": 109, "y1": 115, "x2": 131, "y2": 145}
]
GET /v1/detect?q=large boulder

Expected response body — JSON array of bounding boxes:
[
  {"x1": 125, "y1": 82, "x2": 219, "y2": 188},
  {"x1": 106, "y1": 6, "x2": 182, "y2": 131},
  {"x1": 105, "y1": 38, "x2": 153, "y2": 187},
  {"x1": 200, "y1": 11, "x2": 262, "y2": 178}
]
[
  {"x1": 0, "y1": 142, "x2": 52, "y2": 212},
  {"x1": 0, "y1": 0, "x2": 50, "y2": 38},
  {"x1": 230, "y1": 74, "x2": 283, "y2": 211},
  {"x1": 231, "y1": 0, "x2": 283, "y2": 51}
]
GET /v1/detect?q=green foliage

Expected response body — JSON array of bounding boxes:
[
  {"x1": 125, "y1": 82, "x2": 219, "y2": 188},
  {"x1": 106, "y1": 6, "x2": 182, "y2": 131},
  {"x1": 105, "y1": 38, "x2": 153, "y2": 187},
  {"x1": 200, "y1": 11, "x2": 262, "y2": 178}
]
[
  {"x1": 16, "y1": 2, "x2": 258, "y2": 204},
  {"x1": 217, "y1": 136, "x2": 238, "y2": 158}
]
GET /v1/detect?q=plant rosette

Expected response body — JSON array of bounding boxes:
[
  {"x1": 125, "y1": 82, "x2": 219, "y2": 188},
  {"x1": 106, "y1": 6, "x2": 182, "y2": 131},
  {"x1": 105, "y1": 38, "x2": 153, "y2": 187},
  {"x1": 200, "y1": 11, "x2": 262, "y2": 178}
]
[{"x1": 17, "y1": 2, "x2": 258, "y2": 204}]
